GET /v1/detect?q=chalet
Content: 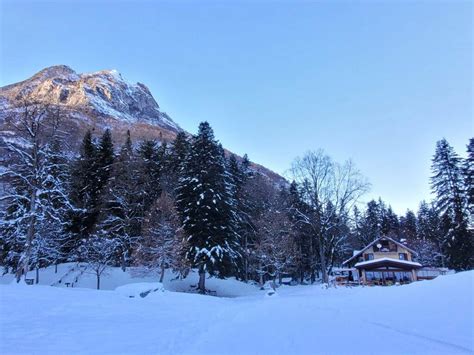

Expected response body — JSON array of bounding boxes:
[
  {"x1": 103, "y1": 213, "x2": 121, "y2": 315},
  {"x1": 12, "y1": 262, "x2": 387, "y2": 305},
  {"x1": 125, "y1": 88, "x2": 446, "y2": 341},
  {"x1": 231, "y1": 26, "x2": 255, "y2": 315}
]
[{"x1": 343, "y1": 236, "x2": 422, "y2": 285}]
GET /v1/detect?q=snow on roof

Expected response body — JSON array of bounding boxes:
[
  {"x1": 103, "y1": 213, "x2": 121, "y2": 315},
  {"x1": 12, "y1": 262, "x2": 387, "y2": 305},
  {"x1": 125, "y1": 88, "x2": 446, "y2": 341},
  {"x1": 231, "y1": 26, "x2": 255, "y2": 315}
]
[{"x1": 354, "y1": 257, "x2": 422, "y2": 268}]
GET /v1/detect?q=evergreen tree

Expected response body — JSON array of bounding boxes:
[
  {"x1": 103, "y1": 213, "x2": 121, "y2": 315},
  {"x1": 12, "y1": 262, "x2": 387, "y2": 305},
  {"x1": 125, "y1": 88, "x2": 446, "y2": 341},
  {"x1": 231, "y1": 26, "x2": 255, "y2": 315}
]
[
  {"x1": 358, "y1": 200, "x2": 382, "y2": 245},
  {"x1": 399, "y1": 210, "x2": 417, "y2": 243},
  {"x1": 416, "y1": 201, "x2": 444, "y2": 266},
  {"x1": 176, "y1": 122, "x2": 241, "y2": 293},
  {"x1": 98, "y1": 131, "x2": 141, "y2": 270},
  {"x1": 137, "y1": 139, "x2": 162, "y2": 212},
  {"x1": 168, "y1": 131, "x2": 191, "y2": 193},
  {"x1": 465, "y1": 138, "x2": 474, "y2": 220},
  {"x1": 227, "y1": 154, "x2": 247, "y2": 280},
  {"x1": 69, "y1": 129, "x2": 115, "y2": 262},
  {"x1": 382, "y1": 205, "x2": 400, "y2": 237},
  {"x1": 169, "y1": 132, "x2": 190, "y2": 174},
  {"x1": 69, "y1": 130, "x2": 99, "y2": 240},
  {"x1": 96, "y1": 129, "x2": 114, "y2": 190},
  {"x1": 431, "y1": 139, "x2": 472, "y2": 270}
]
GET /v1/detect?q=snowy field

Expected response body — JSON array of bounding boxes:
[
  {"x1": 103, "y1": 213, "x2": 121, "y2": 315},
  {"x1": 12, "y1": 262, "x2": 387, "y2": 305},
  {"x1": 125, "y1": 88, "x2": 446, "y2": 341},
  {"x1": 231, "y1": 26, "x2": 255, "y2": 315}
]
[{"x1": 0, "y1": 266, "x2": 473, "y2": 355}]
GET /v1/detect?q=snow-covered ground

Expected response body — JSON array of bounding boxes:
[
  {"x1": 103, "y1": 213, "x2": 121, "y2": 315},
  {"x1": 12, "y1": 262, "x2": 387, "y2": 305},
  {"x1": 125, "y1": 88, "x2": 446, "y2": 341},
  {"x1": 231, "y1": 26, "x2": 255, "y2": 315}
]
[
  {"x1": 0, "y1": 263, "x2": 259, "y2": 297},
  {"x1": 0, "y1": 266, "x2": 472, "y2": 354}
]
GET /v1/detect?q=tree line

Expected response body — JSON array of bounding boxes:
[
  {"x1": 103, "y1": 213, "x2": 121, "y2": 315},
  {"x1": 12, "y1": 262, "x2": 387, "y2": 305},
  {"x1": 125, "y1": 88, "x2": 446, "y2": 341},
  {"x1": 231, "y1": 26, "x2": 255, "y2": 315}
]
[{"x1": 0, "y1": 103, "x2": 472, "y2": 291}]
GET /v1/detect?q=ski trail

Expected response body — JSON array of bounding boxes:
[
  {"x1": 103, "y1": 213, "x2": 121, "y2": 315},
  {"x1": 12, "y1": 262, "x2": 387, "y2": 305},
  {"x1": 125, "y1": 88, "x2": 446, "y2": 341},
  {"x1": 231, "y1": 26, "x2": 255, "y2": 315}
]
[{"x1": 369, "y1": 321, "x2": 473, "y2": 354}]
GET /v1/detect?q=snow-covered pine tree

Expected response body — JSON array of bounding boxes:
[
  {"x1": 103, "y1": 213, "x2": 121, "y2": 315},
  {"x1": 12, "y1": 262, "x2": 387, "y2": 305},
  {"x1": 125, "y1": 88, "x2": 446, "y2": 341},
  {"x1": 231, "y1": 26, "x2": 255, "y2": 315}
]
[
  {"x1": 465, "y1": 138, "x2": 474, "y2": 220},
  {"x1": 415, "y1": 201, "x2": 444, "y2": 266},
  {"x1": 96, "y1": 129, "x2": 114, "y2": 189},
  {"x1": 167, "y1": 131, "x2": 191, "y2": 194},
  {"x1": 399, "y1": 210, "x2": 417, "y2": 243},
  {"x1": 137, "y1": 139, "x2": 171, "y2": 215},
  {"x1": 431, "y1": 138, "x2": 472, "y2": 270},
  {"x1": 360, "y1": 200, "x2": 383, "y2": 245},
  {"x1": 227, "y1": 155, "x2": 244, "y2": 196},
  {"x1": 226, "y1": 154, "x2": 255, "y2": 282},
  {"x1": 68, "y1": 129, "x2": 115, "y2": 269},
  {"x1": 0, "y1": 103, "x2": 75, "y2": 281},
  {"x1": 97, "y1": 131, "x2": 141, "y2": 271},
  {"x1": 70, "y1": 130, "x2": 104, "y2": 241},
  {"x1": 169, "y1": 132, "x2": 190, "y2": 173},
  {"x1": 176, "y1": 122, "x2": 241, "y2": 293},
  {"x1": 381, "y1": 205, "x2": 400, "y2": 238}
]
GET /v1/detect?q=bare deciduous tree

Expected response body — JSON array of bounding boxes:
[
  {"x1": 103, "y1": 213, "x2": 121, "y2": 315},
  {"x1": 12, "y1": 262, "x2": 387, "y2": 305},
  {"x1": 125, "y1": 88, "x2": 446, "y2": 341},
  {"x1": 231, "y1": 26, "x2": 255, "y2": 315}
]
[
  {"x1": 78, "y1": 235, "x2": 119, "y2": 290},
  {"x1": 290, "y1": 150, "x2": 370, "y2": 283},
  {"x1": 134, "y1": 191, "x2": 187, "y2": 282}
]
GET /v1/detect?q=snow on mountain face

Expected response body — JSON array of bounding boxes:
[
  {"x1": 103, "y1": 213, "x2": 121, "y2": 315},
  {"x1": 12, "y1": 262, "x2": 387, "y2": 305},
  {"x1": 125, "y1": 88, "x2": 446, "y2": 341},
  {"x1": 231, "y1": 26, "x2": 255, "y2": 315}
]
[{"x1": 0, "y1": 65, "x2": 179, "y2": 131}]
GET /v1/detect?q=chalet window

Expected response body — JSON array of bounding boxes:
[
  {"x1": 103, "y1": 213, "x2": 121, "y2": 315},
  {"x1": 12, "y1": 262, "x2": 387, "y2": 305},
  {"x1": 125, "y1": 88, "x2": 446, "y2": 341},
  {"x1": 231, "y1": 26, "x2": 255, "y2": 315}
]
[
  {"x1": 364, "y1": 253, "x2": 374, "y2": 261},
  {"x1": 399, "y1": 253, "x2": 408, "y2": 260}
]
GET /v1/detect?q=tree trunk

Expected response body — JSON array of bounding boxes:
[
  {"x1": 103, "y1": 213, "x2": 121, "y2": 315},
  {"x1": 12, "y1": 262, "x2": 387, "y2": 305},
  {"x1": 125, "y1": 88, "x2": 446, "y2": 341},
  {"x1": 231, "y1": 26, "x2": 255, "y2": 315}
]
[
  {"x1": 159, "y1": 264, "x2": 165, "y2": 283},
  {"x1": 309, "y1": 235, "x2": 315, "y2": 284},
  {"x1": 319, "y1": 237, "x2": 328, "y2": 284},
  {"x1": 15, "y1": 186, "x2": 37, "y2": 283},
  {"x1": 55, "y1": 263, "x2": 58, "y2": 274},
  {"x1": 244, "y1": 235, "x2": 248, "y2": 283},
  {"x1": 258, "y1": 260, "x2": 265, "y2": 289},
  {"x1": 121, "y1": 251, "x2": 127, "y2": 272},
  {"x1": 299, "y1": 243, "x2": 304, "y2": 284},
  {"x1": 198, "y1": 266, "x2": 206, "y2": 294},
  {"x1": 96, "y1": 273, "x2": 100, "y2": 290},
  {"x1": 35, "y1": 267, "x2": 39, "y2": 284}
]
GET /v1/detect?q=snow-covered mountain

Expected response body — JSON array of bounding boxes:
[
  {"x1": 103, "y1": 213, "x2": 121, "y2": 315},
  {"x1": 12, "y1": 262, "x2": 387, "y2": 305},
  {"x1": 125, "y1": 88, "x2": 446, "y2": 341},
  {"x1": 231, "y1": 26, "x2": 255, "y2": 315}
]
[
  {"x1": 0, "y1": 65, "x2": 178, "y2": 131},
  {"x1": 0, "y1": 65, "x2": 285, "y2": 183}
]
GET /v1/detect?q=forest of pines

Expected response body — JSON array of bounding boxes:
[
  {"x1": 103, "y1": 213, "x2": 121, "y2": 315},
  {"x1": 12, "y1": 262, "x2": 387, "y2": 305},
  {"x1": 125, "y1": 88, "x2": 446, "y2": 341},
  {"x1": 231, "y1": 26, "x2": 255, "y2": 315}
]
[{"x1": 0, "y1": 104, "x2": 472, "y2": 292}]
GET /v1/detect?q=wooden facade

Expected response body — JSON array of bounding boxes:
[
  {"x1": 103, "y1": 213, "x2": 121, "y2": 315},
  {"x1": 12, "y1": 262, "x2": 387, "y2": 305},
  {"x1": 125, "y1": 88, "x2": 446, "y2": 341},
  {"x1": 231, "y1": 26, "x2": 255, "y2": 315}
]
[{"x1": 343, "y1": 236, "x2": 422, "y2": 285}]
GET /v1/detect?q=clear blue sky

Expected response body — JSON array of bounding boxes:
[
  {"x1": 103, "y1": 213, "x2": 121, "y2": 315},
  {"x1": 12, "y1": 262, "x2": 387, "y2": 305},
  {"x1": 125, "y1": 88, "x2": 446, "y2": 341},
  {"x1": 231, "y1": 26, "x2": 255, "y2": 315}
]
[{"x1": 1, "y1": 0, "x2": 472, "y2": 214}]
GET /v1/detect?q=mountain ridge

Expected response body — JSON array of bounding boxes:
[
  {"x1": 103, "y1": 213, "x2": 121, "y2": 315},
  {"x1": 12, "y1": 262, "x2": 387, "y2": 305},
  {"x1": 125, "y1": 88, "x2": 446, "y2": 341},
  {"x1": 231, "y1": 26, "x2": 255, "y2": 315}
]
[{"x1": 0, "y1": 65, "x2": 285, "y2": 184}]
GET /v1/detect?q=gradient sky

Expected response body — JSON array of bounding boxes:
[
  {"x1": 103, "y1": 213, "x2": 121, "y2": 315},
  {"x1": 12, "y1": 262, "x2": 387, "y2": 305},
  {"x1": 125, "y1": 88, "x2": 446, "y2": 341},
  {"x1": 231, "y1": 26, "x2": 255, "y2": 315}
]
[{"x1": 1, "y1": 0, "x2": 472, "y2": 214}]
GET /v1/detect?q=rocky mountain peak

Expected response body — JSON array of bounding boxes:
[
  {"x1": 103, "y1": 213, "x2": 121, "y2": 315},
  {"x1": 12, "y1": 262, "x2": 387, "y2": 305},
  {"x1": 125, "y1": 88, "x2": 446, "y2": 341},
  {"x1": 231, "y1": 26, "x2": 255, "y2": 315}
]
[
  {"x1": 32, "y1": 65, "x2": 79, "y2": 81},
  {"x1": 0, "y1": 65, "x2": 178, "y2": 131}
]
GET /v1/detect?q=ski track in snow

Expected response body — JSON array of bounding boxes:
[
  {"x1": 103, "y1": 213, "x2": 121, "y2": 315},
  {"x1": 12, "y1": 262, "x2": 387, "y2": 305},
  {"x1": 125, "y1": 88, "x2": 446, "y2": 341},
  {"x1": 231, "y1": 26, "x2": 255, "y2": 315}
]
[{"x1": 368, "y1": 321, "x2": 473, "y2": 354}]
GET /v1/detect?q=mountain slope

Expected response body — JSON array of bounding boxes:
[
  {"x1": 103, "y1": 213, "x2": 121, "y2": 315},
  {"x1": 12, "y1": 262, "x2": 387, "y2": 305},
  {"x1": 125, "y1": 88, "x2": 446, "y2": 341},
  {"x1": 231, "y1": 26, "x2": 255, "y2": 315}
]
[{"x1": 0, "y1": 65, "x2": 284, "y2": 183}]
